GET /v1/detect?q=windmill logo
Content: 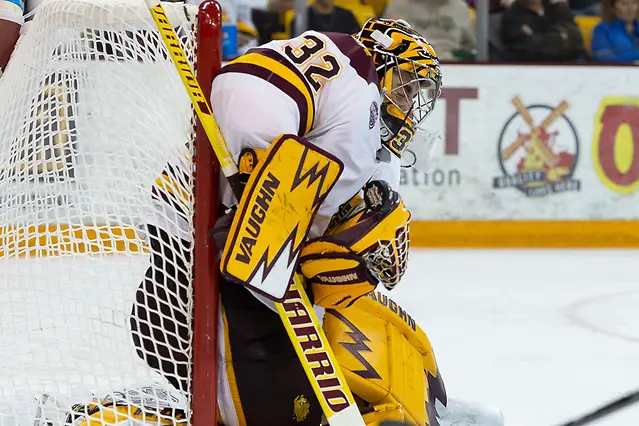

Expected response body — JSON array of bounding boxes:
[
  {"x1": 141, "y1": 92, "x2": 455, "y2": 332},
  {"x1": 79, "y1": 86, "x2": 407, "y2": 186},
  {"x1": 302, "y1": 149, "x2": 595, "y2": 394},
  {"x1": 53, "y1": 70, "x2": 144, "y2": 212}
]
[{"x1": 493, "y1": 96, "x2": 581, "y2": 197}]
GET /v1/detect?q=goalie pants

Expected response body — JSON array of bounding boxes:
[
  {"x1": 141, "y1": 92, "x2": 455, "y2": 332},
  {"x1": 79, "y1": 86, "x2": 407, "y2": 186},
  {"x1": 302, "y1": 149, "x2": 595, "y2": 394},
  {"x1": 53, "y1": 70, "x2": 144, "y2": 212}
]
[{"x1": 130, "y1": 225, "x2": 322, "y2": 426}]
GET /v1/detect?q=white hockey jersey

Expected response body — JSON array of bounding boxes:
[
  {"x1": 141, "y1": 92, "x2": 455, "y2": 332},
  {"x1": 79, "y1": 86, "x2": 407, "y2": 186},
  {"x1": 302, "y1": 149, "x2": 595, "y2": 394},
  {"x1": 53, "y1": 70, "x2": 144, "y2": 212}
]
[{"x1": 210, "y1": 30, "x2": 400, "y2": 238}]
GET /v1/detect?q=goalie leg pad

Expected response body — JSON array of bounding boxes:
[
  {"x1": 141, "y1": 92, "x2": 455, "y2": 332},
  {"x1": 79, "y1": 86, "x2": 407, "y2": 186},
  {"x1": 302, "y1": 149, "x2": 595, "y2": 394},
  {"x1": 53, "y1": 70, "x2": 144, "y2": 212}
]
[
  {"x1": 323, "y1": 292, "x2": 444, "y2": 425},
  {"x1": 220, "y1": 134, "x2": 343, "y2": 301}
]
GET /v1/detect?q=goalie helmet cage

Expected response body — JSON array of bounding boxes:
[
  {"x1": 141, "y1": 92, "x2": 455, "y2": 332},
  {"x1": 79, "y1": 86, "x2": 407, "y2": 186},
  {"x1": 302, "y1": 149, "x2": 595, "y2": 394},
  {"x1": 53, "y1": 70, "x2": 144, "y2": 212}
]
[{"x1": 0, "y1": 0, "x2": 221, "y2": 425}]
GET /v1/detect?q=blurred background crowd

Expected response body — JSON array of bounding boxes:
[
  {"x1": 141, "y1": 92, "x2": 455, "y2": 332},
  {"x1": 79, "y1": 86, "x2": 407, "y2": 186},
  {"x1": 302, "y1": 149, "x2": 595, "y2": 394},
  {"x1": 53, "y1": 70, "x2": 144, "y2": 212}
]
[{"x1": 177, "y1": 0, "x2": 639, "y2": 64}]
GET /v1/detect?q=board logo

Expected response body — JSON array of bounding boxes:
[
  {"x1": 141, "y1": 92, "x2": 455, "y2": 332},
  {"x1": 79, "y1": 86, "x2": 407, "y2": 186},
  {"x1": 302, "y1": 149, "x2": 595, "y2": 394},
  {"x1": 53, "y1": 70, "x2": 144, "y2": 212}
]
[
  {"x1": 493, "y1": 96, "x2": 581, "y2": 197},
  {"x1": 592, "y1": 97, "x2": 639, "y2": 195}
]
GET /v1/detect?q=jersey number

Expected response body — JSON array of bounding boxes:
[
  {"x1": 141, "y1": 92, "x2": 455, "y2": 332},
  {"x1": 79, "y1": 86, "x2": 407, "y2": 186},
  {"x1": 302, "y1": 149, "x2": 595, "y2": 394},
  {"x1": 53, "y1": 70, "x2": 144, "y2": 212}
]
[
  {"x1": 389, "y1": 128, "x2": 414, "y2": 155},
  {"x1": 283, "y1": 35, "x2": 342, "y2": 93}
]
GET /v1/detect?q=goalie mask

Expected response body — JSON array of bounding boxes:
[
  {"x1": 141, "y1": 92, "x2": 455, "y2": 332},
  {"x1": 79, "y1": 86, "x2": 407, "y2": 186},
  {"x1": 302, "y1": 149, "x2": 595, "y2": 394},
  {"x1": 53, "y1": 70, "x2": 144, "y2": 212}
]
[{"x1": 354, "y1": 18, "x2": 443, "y2": 172}]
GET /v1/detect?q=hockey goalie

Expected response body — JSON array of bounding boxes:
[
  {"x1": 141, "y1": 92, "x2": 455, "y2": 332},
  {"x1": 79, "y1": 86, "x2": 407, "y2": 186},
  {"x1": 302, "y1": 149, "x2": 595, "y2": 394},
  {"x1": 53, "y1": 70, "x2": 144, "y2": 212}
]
[
  {"x1": 131, "y1": 17, "x2": 503, "y2": 426},
  {"x1": 19, "y1": 16, "x2": 501, "y2": 426}
]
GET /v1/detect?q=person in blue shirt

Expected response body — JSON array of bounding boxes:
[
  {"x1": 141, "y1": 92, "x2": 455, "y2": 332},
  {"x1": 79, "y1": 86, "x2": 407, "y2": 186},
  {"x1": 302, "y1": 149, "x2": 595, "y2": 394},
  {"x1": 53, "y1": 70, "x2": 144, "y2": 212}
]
[{"x1": 591, "y1": 0, "x2": 639, "y2": 62}]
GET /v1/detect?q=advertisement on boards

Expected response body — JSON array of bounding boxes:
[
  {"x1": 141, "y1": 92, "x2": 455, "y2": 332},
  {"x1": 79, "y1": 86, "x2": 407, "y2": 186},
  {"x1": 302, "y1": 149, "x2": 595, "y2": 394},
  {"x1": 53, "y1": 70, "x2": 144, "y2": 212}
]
[
  {"x1": 492, "y1": 97, "x2": 580, "y2": 197},
  {"x1": 592, "y1": 97, "x2": 639, "y2": 196},
  {"x1": 399, "y1": 65, "x2": 639, "y2": 221}
]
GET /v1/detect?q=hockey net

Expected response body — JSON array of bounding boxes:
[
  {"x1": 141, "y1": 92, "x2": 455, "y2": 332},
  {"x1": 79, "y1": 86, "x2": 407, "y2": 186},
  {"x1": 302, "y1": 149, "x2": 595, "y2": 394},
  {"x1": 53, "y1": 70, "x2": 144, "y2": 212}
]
[{"x1": 0, "y1": 0, "x2": 221, "y2": 425}]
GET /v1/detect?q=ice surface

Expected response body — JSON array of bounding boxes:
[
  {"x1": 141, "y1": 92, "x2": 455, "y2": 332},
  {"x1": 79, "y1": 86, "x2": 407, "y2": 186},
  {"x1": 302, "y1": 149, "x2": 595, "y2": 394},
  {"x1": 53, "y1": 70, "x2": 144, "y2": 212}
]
[{"x1": 388, "y1": 249, "x2": 639, "y2": 426}]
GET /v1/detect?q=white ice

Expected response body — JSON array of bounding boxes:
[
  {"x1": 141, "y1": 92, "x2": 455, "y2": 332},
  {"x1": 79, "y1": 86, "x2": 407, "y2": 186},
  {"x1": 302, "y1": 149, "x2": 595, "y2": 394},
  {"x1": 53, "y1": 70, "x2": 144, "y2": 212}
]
[{"x1": 388, "y1": 249, "x2": 639, "y2": 426}]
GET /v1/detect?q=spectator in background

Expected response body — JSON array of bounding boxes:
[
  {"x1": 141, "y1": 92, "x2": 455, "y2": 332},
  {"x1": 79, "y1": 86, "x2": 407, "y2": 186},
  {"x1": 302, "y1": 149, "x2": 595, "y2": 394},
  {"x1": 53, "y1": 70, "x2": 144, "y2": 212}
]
[
  {"x1": 369, "y1": 0, "x2": 392, "y2": 16},
  {"x1": 289, "y1": 0, "x2": 361, "y2": 35},
  {"x1": 466, "y1": 0, "x2": 514, "y2": 12},
  {"x1": 251, "y1": 0, "x2": 294, "y2": 45},
  {"x1": 591, "y1": 0, "x2": 639, "y2": 62},
  {"x1": 500, "y1": 0, "x2": 587, "y2": 61},
  {"x1": 384, "y1": 0, "x2": 476, "y2": 60}
]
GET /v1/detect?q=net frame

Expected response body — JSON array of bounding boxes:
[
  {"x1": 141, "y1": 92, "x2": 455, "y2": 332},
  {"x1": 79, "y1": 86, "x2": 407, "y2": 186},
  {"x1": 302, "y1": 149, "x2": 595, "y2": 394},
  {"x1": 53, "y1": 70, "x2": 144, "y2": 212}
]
[{"x1": 191, "y1": 1, "x2": 221, "y2": 425}]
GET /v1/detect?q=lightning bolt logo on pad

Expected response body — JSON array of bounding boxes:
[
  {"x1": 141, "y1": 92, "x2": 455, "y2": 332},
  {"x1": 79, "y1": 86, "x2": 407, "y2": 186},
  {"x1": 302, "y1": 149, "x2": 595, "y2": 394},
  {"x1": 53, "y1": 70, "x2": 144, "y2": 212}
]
[
  {"x1": 221, "y1": 135, "x2": 344, "y2": 301},
  {"x1": 326, "y1": 310, "x2": 381, "y2": 380}
]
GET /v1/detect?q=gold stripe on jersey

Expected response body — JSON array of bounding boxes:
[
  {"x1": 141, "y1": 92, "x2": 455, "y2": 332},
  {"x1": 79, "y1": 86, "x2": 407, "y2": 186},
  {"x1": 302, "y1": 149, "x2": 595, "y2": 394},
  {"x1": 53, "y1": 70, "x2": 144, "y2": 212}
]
[{"x1": 225, "y1": 50, "x2": 315, "y2": 136}]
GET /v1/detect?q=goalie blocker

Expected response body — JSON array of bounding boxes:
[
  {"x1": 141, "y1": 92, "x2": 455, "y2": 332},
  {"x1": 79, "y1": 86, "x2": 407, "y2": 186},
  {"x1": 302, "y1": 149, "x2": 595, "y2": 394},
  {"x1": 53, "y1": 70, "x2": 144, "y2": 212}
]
[{"x1": 220, "y1": 133, "x2": 344, "y2": 301}]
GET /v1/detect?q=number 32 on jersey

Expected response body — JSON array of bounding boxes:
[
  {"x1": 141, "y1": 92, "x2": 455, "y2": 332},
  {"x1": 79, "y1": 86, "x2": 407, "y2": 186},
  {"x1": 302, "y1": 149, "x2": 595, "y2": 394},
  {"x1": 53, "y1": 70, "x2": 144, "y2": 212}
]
[{"x1": 283, "y1": 35, "x2": 343, "y2": 93}]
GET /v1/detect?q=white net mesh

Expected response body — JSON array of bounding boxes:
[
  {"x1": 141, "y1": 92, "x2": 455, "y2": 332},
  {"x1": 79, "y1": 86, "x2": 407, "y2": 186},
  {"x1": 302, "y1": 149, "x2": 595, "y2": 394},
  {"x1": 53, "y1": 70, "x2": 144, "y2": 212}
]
[{"x1": 0, "y1": 0, "x2": 204, "y2": 424}]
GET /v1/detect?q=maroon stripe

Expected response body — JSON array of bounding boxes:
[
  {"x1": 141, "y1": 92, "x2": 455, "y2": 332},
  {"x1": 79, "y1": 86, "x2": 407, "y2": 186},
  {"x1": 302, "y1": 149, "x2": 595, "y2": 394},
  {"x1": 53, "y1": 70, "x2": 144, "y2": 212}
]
[
  {"x1": 246, "y1": 47, "x2": 316, "y2": 132},
  {"x1": 323, "y1": 32, "x2": 379, "y2": 86},
  {"x1": 246, "y1": 47, "x2": 313, "y2": 95},
  {"x1": 218, "y1": 62, "x2": 309, "y2": 136},
  {"x1": 247, "y1": 47, "x2": 316, "y2": 102}
]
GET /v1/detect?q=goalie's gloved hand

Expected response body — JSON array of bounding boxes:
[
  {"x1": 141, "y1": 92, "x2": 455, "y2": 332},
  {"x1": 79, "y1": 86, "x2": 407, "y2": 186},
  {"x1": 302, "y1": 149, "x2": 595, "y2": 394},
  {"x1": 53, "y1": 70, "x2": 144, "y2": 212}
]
[
  {"x1": 299, "y1": 239, "x2": 378, "y2": 308},
  {"x1": 237, "y1": 146, "x2": 267, "y2": 188},
  {"x1": 210, "y1": 147, "x2": 268, "y2": 250},
  {"x1": 299, "y1": 181, "x2": 411, "y2": 308}
]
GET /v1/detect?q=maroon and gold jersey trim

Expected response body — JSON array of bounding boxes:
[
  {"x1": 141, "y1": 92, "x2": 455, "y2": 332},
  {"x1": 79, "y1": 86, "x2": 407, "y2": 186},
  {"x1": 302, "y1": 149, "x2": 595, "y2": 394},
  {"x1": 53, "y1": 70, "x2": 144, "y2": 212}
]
[{"x1": 219, "y1": 48, "x2": 315, "y2": 136}]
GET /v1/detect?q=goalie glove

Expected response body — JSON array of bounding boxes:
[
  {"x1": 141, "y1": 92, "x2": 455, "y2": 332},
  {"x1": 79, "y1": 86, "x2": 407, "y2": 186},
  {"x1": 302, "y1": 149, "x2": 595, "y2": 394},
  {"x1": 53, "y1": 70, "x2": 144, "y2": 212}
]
[
  {"x1": 210, "y1": 147, "x2": 268, "y2": 249},
  {"x1": 299, "y1": 180, "x2": 410, "y2": 308}
]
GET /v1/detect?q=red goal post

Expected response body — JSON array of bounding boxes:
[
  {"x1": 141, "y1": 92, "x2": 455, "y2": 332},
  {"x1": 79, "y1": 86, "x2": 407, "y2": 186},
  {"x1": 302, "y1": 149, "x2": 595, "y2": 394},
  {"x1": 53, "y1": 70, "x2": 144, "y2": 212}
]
[{"x1": 192, "y1": 1, "x2": 222, "y2": 424}]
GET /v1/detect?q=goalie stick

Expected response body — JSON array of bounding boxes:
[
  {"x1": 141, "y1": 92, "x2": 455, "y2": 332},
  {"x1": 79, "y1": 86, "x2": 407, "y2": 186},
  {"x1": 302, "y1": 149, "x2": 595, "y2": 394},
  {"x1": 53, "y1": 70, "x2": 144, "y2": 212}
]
[
  {"x1": 555, "y1": 387, "x2": 639, "y2": 426},
  {"x1": 143, "y1": 1, "x2": 365, "y2": 425}
]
